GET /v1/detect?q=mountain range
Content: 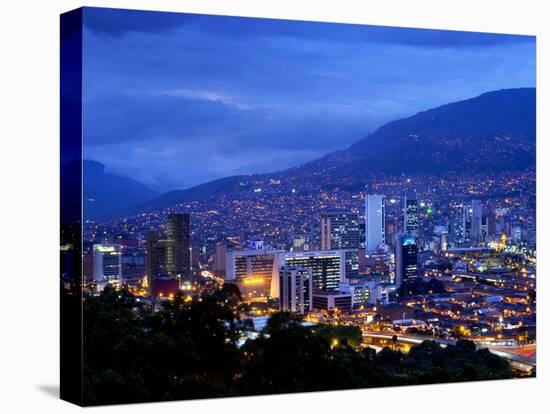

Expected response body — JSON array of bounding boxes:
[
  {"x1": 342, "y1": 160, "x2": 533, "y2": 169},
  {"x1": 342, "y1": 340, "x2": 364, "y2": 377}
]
[
  {"x1": 84, "y1": 87, "x2": 536, "y2": 220},
  {"x1": 78, "y1": 160, "x2": 159, "y2": 220}
]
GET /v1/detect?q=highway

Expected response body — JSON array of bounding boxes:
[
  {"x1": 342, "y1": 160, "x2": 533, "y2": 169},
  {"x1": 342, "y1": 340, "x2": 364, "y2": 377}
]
[{"x1": 362, "y1": 331, "x2": 536, "y2": 373}]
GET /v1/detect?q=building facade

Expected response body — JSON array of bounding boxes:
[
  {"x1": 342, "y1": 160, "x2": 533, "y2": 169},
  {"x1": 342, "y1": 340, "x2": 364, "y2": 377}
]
[
  {"x1": 404, "y1": 192, "x2": 419, "y2": 237},
  {"x1": 320, "y1": 211, "x2": 360, "y2": 277},
  {"x1": 365, "y1": 194, "x2": 385, "y2": 252},
  {"x1": 279, "y1": 266, "x2": 313, "y2": 314},
  {"x1": 395, "y1": 236, "x2": 418, "y2": 286},
  {"x1": 93, "y1": 244, "x2": 122, "y2": 284},
  {"x1": 280, "y1": 250, "x2": 346, "y2": 293}
]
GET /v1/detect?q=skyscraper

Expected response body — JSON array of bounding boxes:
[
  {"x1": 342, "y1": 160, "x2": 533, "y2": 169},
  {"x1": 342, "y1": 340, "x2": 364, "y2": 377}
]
[
  {"x1": 279, "y1": 266, "x2": 312, "y2": 314},
  {"x1": 145, "y1": 214, "x2": 191, "y2": 294},
  {"x1": 470, "y1": 199, "x2": 483, "y2": 243},
  {"x1": 404, "y1": 192, "x2": 419, "y2": 237},
  {"x1": 93, "y1": 244, "x2": 122, "y2": 284},
  {"x1": 320, "y1": 211, "x2": 360, "y2": 250},
  {"x1": 145, "y1": 231, "x2": 169, "y2": 293},
  {"x1": 281, "y1": 250, "x2": 346, "y2": 292},
  {"x1": 365, "y1": 194, "x2": 385, "y2": 252},
  {"x1": 166, "y1": 213, "x2": 191, "y2": 280},
  {"x1": 320, "y1": 211, "x2": 359, "y2": 277},
  {"x1": 395, "y1": 236, "x2": 418, "y2": 286},
  {"x1": 213, "y1": 241, "x2": 227, "y2": 277}
]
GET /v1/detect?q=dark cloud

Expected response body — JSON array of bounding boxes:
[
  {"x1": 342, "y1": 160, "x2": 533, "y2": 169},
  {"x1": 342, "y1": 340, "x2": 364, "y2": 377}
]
[
  {"x1": 83, "y1": 6, "x2": 534, "y2": 47},
  {"x1": 82, "y1": 7, "x2": 191, "y2": 37}
]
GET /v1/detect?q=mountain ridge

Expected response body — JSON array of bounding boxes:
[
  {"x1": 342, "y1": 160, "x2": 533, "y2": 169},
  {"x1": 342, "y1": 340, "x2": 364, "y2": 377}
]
[{"x1": 96, "y1": 87, "x2": 536, "y2": 219}]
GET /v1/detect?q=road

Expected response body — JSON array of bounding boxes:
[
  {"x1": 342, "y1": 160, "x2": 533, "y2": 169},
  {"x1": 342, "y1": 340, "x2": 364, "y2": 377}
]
[{"x1": 362, "y1": 331, "x2": 536, "y2": 373}]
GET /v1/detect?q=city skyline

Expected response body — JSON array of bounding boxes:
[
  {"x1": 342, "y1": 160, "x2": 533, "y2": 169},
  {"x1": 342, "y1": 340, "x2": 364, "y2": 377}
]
[{"x1": 61, "y1": 7, "x2": 537, "y2": 406}]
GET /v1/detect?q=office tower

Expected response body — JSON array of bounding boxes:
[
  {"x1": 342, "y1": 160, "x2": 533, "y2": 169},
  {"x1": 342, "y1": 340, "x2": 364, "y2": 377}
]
[
  {"x1": 281, "y1": 250, "x2": 346, "y2": 292},
  {"x1": 404, "y1": 192, "x2": 419, "y2": 237},
  {"x1": 279, "y1": 266, "x2": 313, "y2": 314},
  {"x1": 358, "y1": 218, "x2": 366, "y2": 249},
  {"x1": 166, "y1": 213, "x2": 191, "y2": 280},
  {"x1": 470, "y1": 200, "x2": 483, "y2": 243},
  {"x1": 146, "y1": 231, "x2": 169, "y2": 293},
  {"x1": 93, "y1": 244, "x2": 122, "y2": 283},
  {"x1": 320, "y1": 211, "x2": 360, "y2": 277},
  {"x1": 225, "y1": 249, "x2": 284, "y2": 302},
  {"x1": 365, "y1": 194, "x2": 385, "y2": 252},
  {"x1": 320, "y1": 211, "x2": 360, "y2": 250},
  {"x1": 395, "y1": 236, "x2": 418, "y2": 286},
  {"x1": 213, "y1": 242, "x2": 227, "y2": 277}
]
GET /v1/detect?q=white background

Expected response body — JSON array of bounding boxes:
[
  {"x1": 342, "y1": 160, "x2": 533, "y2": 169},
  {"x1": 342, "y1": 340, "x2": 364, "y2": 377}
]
[{"x1": 0, "y1": 0, "x2": 547, "y2": 412}]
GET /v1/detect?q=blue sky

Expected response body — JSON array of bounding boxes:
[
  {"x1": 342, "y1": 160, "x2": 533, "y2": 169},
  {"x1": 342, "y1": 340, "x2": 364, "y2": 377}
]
[{"x1": 82, "y1": 7, "x2": 535, "y2": 192}]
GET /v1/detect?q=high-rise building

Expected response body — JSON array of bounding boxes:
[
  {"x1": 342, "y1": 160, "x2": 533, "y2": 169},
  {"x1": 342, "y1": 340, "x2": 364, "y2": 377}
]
[
  {"x1": 365, "y1": 194, "x2": 385, "y2": 252},
  {"x1": 166, "y1": 213, "x2": 191, "y2": 280},
  {"x1": 145, "y1": 213, "x2": 191, "y2": 294},
  {"x1": 395, "y1": 236, "x2": 418, "y2": 286},
  {"x1": 470, "y1": 200, "x2": 483, "y2": 243},
  {"x1": 280, "y1": 250, "x2": 346, "y2": 292},
  {"x1": 404, "y1": 192, "x2": 419, "y2": 237},
  {"x1": 320, "y1": 211, "x2": 360, "y2": 250},
  {"x1": 358, "y1": 218, "x2": 366, "y2": 249},
  {"x1": 225, "y1": 249, "x2": 284, "y2": 302},
  {"x1": 320, "y1": 211, "x2": 359, "y2": 277},
  {"x1": 93, "y1": 244, "x2": 122, "y2": 283},
  {"x1": 279, "y1": 266, "x2": 312, "y2": 314},
  {"x1": 213, "y1": 242, "x2": 227, "y2": 277},
  {"x1": 146, "y1": 231, "x2": 169, "y2": 292}
]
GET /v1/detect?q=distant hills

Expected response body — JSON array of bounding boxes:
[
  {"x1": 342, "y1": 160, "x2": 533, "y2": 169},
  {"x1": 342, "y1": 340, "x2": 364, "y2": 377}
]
[
  {"x1": 76, "y1": 160, "x2": 159, "y2": 220},
  {"x1": 85, "y1": 88, "x2": 536, "y2": 219},
  {"x1": 291, "y1": 87, "x2": 535, "y2": 179}
]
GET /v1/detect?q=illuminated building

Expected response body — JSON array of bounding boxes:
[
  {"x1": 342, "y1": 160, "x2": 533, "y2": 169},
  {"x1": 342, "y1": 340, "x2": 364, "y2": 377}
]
[
  {"x1": 280, "y1": 250, "x2": 346, "y2": 292},
  {"x1": 225, "y1": 249, "x2": 284, "y2": 302},
  {"x1": 404, "y1": 192, "x2": 418, "y2": 237},
  {"x1": 511, "y1": 225, "x2": 522, "y2": 242},
  {"x1": 145, "y1": 214, "x2": 191, "y2": 294},
  {"x1": 340, "y1": 281, "x2": 390, "y2": 307},
  {"x1": 146, "y1": 231, "x2": 169, "y2": 293},
  {"x1": 320, "y1": 211, "x2": 360, "y2": 250},
  {"x1": 151, "y1": 274, "x2": 179, "y2": 300},
  {"x1": 279, "y1": 266, "x2": 312, "y2": 314},
  {"x1": 365, "y1": 194, "x2": 385, "y2": 252},
  {"x1": 312, "y1": 291, "x2": 352, "y2": 311},
  {"x1": 213, "y1": 242, "x2": 227, "y2": 277},
  {"x1": 93, "y1": 244, "x2": 122, "y2": 283},
  {"x1": 364, "y1": 250, "x2": 395, "y2": 283},
  {"x1": 395, "y1": 236, "x2": 418, "y2": 286},
  {"x1": 470, "y1": 199, "x2": 483, "y2": 243},
  {"x1": 166, "y1": 213, "x2": 191, "y2": 280},
  {"x1": 320, "y1": 211, "x2": 359, "y2": 277},
  {"x1": 358, "y1": 218, "x2": 366, "y2": 249},
  {"x1": 249, "y1": 238, "x2": 264, "y2": 250}
]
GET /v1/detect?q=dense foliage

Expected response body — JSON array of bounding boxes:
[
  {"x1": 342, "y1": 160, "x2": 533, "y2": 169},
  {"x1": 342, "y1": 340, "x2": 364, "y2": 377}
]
[{"x1": 72, "y1": 286, "x2": 512, "y2": 405}]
